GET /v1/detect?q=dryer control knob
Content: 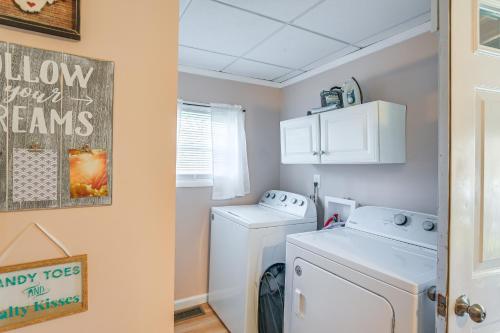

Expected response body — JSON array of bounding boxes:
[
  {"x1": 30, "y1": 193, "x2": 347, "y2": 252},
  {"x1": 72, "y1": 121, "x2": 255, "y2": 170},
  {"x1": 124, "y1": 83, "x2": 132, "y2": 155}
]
[
  {"x1": 299, "y1": 200, "x2": 305, "y2": 206},
  {"x1": 423, "y1": 220, "x2": 435, "y2": 231},
  {"x1": 265, "y1": 192, "x2": 271, "y2": 198},
  {"x1": 394, "y1": 214, "x2": 408, "y2": 226},
  {"x1": 271, "y1": 193, "x2": 276, "y2": 199},
  {"x1": 292, "y1": 198, "x2": 298, "y2": 204},
  {"x1": 280, "y1": 194, "x2": 287, "y2": 202}
]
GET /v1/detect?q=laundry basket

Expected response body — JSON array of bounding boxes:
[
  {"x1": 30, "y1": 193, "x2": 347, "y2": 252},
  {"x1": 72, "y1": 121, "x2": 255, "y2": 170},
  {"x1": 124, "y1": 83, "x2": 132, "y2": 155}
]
[{"x1": 258, "y1": 263, "x2": 285, "y2": 333}]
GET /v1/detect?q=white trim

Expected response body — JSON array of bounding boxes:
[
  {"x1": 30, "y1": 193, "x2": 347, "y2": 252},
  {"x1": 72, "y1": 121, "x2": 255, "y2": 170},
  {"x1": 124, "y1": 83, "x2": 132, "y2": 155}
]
[
  {"x1": 282, "y1": 22, "x2": 433, "y2": 87},
  {"x1": 176, "y1": 179, "x2": 213, "y2": 188},
  {"x1": 174, "y1": 293, "x2": 208, "y2": 312},
  {"x1": 178, "y1": 22, "x2": 432, "y2": 89},
  {"x1": 178, "y1": 65, "x2": 282, "y2": 88},
  {"x1": 431, "y1": 0, "x2": 439, "y2": 32}
]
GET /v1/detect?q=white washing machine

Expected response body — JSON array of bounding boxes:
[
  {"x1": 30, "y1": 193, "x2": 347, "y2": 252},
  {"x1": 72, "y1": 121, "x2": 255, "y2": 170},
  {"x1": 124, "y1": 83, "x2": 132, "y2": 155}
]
[
  {"x1": 209, "y1": 190, "x2": 317, "y2": 333},
  {"x1": 284, "y1": 206, "x2": 437, "y2": 333}
]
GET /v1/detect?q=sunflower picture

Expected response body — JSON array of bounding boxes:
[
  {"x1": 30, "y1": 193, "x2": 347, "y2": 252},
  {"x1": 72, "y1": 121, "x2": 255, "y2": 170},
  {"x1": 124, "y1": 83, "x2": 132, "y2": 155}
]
[{"x1": 69, "y1": 149, "x2": 108, "y2": 199}]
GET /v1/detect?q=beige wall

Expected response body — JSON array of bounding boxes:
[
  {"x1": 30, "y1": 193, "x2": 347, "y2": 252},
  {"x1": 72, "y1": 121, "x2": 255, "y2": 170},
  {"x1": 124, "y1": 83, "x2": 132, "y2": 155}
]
[
  {"x1": 281, "y1": 33, "x2": 439, "y2": 223},
  {"x1": 176, "y1": 73, "x2": 282, "y2": 300},
  {"x1": 0, "y1": 1, "x2": 178, "y2": 333}
]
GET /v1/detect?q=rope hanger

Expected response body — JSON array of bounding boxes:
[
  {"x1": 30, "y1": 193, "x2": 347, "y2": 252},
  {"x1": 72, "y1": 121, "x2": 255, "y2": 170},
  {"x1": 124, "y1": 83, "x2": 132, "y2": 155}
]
[{"x1": 0, "y1": 223, "x2": 72, "y2": 265}]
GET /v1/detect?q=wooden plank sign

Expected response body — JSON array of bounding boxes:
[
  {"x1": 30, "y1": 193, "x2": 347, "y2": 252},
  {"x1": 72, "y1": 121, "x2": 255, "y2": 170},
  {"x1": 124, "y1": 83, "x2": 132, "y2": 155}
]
[
  {"x1": 0, "y1": 41, "x2": 6, "y2": 211},
  {"x1": 0, "y1": 41, "x2": 114, "y2": 211},
  {"x1": 0, "y1": 255, "x2": 87, "y2": 332}
]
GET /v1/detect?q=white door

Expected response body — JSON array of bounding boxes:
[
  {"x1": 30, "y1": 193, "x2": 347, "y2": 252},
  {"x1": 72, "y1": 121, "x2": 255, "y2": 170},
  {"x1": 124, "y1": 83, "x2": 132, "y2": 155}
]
[
  {"x1": 320, "y1": 104, "x2": 379, "y2": 163},
  {"x1": 290, "y1": 258, "x2": 393, "y2": 333},
  {"x1": 448, "y1": 0, "x2": 500, "y2": 331},
  {"x1": 280, "y1": 115, "x2": 320, "y2": 164}
]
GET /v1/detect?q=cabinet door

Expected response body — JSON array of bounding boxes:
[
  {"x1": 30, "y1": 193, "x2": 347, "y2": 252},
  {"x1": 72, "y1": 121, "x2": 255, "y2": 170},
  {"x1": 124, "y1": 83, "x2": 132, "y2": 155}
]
[
  {"x1": 280, "y1": 115, "x2": 320, "y2": 164},
  {"x1": 320, "y1": 103, "x2": 379, "y2": 163}
]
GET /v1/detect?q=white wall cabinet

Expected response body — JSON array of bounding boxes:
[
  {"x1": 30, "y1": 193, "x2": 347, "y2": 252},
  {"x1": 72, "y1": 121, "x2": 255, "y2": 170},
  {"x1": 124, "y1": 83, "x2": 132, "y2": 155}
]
[
  {"x1": 280, "y1": 114, "x2": 320, "y2": 164},
  {"x1": 281, "y1": 101, "x2": 406, "y2": 164}
]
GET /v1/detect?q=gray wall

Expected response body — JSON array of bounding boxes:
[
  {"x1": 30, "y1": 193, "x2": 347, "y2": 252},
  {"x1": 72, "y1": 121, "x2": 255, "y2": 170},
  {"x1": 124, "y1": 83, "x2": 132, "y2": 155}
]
[
  {"x1": 280, "y1": 33, "x2": 439, "y2": 225},
  {"x1": 176, "y1": 72, "x2": 282, "y2": 300}
]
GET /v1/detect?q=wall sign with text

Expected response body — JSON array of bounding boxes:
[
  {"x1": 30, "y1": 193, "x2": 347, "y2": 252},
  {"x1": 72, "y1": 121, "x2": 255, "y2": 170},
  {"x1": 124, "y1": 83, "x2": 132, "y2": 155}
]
[
  {"x1": 0, "y1": 41, "x2": 114, "y2": 211},
  {"x1": 0, "y1": 255, "x2": 88, "y2": 332}
]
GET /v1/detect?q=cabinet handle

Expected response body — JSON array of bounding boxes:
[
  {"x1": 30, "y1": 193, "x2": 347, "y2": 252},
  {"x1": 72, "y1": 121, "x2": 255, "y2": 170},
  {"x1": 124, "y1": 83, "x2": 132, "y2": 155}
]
[
  {"x1": 320, "y1": 150, "x2": 327, "y2": 155},
  {"x1": 312, "y1": 151, "x2": 318, "y2": 156}
]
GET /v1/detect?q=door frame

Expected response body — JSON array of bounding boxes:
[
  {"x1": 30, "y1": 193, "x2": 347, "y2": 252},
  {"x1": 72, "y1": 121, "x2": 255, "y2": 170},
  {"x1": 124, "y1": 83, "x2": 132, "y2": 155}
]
[{"x1": 437, "y1": 0, "x2": 451, "y2": 332}]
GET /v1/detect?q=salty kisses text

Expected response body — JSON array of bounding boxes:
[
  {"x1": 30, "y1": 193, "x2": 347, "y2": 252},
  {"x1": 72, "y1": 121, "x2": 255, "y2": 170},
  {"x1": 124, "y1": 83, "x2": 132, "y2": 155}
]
[
  {"x1": 0, "y1": 295, "x2": 82, "y2": 320},
  {"x1": 0, "y1": 51, "x2": 96, "y2": 137}
]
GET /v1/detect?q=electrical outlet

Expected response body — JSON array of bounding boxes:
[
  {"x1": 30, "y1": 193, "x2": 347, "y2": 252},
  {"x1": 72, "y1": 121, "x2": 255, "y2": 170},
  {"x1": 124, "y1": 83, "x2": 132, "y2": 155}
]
[{"x1": 313, "y1": 174, "x2": 320, "y2": 188}]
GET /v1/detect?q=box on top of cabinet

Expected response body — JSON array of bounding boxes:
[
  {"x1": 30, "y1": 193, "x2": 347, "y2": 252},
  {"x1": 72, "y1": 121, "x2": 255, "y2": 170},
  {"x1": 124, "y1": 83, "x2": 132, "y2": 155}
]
[{"x1": 280, "y1": 101, "x2": 406, "y2": 165}]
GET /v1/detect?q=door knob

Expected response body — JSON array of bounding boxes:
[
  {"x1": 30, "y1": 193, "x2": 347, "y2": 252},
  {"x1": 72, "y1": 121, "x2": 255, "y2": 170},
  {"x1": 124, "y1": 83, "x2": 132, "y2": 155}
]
[
  {"x1": 427, "y1": 286, "x2": 436, "y2": 302},
  {"x1": 455, "y1": 295, "x2": 487, "y2": 323}
]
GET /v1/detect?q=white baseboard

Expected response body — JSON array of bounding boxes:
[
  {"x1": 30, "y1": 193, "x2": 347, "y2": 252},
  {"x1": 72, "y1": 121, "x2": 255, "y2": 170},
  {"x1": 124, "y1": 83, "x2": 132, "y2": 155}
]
[{"x1": 174, "y1": 293, "x2": 208, "y2": 312}]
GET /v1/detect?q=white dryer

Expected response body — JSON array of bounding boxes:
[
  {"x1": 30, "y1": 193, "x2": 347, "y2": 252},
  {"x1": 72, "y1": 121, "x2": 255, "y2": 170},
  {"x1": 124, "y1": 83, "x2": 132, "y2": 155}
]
[
  {"x1": 209, "y1": 190, "x2": 317, "y2": 333},
  {"x1": 284, "y1": 206, "x2": 437, "y2": 333}
]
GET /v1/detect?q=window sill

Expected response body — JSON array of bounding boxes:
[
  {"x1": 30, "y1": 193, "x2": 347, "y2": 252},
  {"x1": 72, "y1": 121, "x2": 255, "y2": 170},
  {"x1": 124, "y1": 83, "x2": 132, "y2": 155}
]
[{"x1": 176, "y1": 179, "x2": 213, "y2": 188}]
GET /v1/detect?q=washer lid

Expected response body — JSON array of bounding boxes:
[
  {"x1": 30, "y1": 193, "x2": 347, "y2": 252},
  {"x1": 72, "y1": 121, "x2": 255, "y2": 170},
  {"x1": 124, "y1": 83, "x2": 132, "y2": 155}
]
[
  {"x1": 213, "y1": 205, "x2": 315, "y2": 229},
  {"x1": 287, "y1": 228, "x2": 437, "y2": 294}
]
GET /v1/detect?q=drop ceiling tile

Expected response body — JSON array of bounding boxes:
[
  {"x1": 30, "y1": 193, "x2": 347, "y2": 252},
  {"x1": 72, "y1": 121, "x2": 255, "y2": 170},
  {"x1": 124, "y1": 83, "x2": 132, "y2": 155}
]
[
  {"x1": 179, "y1": 46, "x2": 237, "y2": 71},
  {"x1": 216, "y1": 0, "x2": 322, "y2": 22},
  {"x1": 302, "y1": 45, "x2": 359, "y2": 70},
  {"x1": 293, "y1": 0, "x2": 431, "y2": 45},
  {"x1": 273, "y1": 70, "x2": 305, "y2": 83},
  {"x1": 224, "y1": 59, "x2": 291, "y2": 81},
  {"x1": 245, "y1": 26, "x2": 348, "y2": 69},
  {"x1": 179, "y1": 0, "x2": 191, "y2": 17},
  {"x1": 180, "y1": 0, "x2": 283, "y2": 56}
]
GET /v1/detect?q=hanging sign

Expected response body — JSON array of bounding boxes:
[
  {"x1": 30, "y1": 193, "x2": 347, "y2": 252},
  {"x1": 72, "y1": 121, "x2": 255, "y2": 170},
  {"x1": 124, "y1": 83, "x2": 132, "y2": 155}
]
[
  {"x1": 0, "y1": 255, "x2": 88, "y2": 332},
  {"x1": 0, "y1": 41, "x2": 114, "y2": 212}
]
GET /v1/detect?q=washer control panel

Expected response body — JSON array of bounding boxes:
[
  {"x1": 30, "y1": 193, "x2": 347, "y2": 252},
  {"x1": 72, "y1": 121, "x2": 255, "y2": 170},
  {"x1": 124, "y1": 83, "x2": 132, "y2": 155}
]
[
  {"x1": 260, "y1": 190, "x2": 316, "y2": 219},
  {"x1": 346, "y1": 206, "x2": 438, "y2": 250}
]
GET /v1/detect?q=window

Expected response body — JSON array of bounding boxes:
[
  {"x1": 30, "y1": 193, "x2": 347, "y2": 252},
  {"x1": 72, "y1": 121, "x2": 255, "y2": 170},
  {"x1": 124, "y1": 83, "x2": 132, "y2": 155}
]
[
  {"x1": 176, "y1": 103, "x2": 213, "y2": 187},
  {"x1": 479, "y1": 3, "x2": 500, "y2": 51}
]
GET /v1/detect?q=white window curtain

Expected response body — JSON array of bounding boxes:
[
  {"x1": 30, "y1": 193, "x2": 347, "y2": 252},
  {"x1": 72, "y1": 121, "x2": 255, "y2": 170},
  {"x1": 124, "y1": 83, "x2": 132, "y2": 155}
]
[{"x1": 211, "y1": 103, "x2": 250, "y2": 200}]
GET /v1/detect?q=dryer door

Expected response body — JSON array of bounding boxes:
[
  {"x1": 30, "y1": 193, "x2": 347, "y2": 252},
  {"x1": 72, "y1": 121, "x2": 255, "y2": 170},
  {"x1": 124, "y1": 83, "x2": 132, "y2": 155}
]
[{"x1": 290, "y1": 258, "x2": 394, "y2": 333}]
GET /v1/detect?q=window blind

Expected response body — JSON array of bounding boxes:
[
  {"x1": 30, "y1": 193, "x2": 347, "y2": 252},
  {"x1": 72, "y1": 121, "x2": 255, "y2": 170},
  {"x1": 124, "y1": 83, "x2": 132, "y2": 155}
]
[{"x1": 176, "y1": 103, "x2": 213, "y2": 187}]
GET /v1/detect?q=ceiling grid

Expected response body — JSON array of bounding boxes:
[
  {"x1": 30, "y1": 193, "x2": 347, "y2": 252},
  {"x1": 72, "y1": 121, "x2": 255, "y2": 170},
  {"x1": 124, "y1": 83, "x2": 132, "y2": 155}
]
[{"x1": 178, "y1": 0, "x2": 432, "y2": 85}]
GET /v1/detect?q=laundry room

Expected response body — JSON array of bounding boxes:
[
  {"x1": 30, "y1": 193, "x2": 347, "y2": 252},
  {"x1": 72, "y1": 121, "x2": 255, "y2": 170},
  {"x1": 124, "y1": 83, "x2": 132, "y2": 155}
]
[
  {"x1": 175, "y1": 0, "x2": 440, "y2": 332},
  {"x1": 0, "y1": 0, "x2": 497, "y2": 331}
]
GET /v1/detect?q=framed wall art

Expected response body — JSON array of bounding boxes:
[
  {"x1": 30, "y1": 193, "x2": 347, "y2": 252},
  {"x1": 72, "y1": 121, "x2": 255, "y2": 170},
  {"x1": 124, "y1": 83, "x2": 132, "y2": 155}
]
[
  {"x1": 0, "y1": 255, "x2": 88, "y2": 332},
  {"x1": 0, "y1": 0, "x2": 80, "y2": 40}
]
